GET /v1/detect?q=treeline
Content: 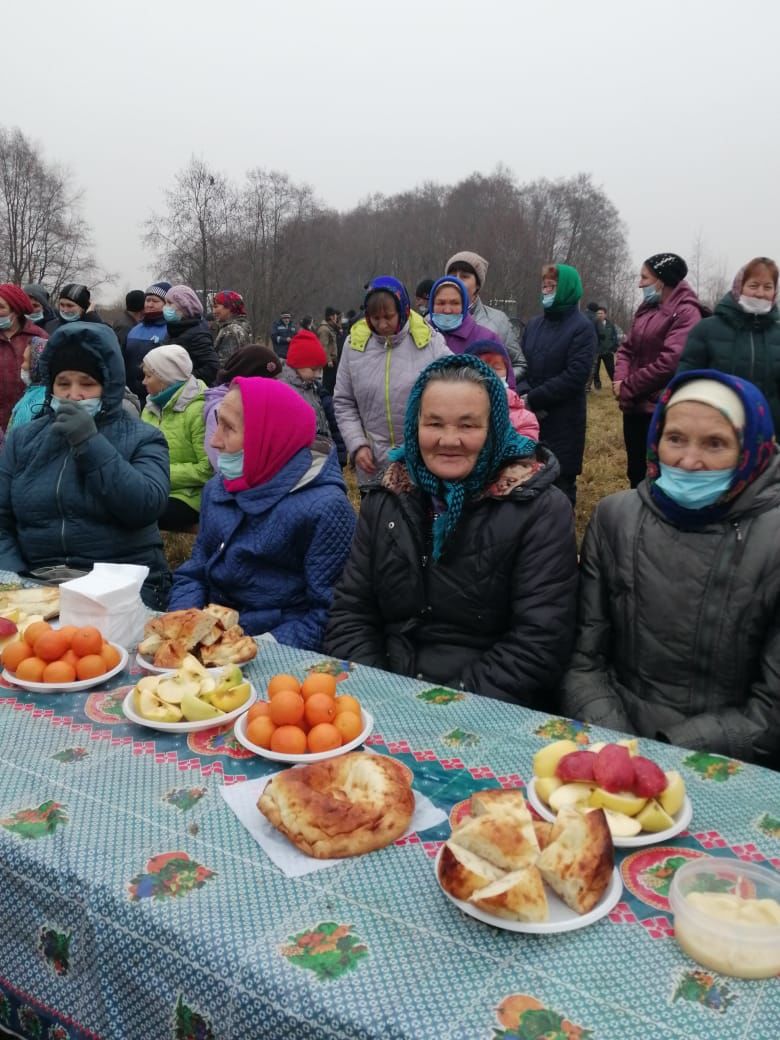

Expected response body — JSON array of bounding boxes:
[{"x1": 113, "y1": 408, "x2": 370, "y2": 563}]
[{"x1": 147, "y1": 160, "x2": 635, "y2": 337}]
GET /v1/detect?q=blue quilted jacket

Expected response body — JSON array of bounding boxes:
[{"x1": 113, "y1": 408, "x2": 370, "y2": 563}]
[{"x1": 169, "y1": 445, "x2": 356, "y2": 649}]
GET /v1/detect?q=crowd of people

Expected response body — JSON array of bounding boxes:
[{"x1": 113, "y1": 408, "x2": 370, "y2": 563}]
[{"x1": 0, "y1": 246, "x2": 778, "y2": 770}]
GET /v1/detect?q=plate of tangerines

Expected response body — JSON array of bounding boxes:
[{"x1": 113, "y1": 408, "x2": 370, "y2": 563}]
[
  {"x1": 1, "y1": 621, "x2": 127, "y2": 693},
  {"x1": 233, "y1": 671, "x2": 373, "y2": 763}
]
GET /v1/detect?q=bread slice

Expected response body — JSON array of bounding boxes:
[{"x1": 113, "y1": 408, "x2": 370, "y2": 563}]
[
  {"x1": 200, "y1": 634, "x2": 256, "y2": 666},
  {"x1": 533, "y1": 820, "x2": 553, "y2": 851},
  {"x1": 204, "y1": 603, "x2": 239, "y2": 630},
  {"x1": 438, "y1": 841, "x2": 504, "y2": 901},
  {"x1": 138, "y1": 632, "x2": 162, "y2": 656},
  {"x1": 470, "y1": 789, "x2": 532, "y2": 822},
  {"x1": 536, "y1": 807, "x2": 613, "y2": 914},
  {"x1": 153, "y1": 639, "x2": 189, "y2": 669},
  {"x1": 450, "y1": 814, "x2": 539, "y2": 872},
  {"x1": 469, "y1": 865, "x2": 549, "y2": 922}
]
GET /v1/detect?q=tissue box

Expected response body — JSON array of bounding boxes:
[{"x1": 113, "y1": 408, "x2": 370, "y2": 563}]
[{"x1": 59, "y1": 563, "x2": 149, "y2": 648}]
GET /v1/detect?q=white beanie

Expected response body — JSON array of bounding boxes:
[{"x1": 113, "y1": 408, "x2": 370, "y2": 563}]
[
  {"x1": 144, "y1": 344, "x2": 192, "y2": 385},
  {"x1": 666, "y1": 378, "x2": 745, "y2": 435}
]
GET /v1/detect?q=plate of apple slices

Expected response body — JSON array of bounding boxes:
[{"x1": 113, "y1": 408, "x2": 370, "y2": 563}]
[
  {"x1": 527, "y1": 739, "x2": 692, "y2": 848},
  {"x1": 122, "y1": 653, "x2": 256, "y2": 732}
]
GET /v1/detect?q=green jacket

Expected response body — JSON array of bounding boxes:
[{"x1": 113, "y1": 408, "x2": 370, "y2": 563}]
[
  {"x1": 678, "y1": 293, "x2": 780, "y2": 430},
  {"x1": 141, "y1": 376, "x2": 213, "y2": 512}
]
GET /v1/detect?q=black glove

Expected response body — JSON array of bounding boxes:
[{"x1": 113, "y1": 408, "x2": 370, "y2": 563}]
[{"x1": 51, "y1": 400, "x2": 98, "y2": 446}]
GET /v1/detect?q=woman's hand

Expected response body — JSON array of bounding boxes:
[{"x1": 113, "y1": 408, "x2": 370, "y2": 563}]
[
  {"x1": 354, "y1": 446, "x2": 377, "y2": 475},
  {"x1": 51, "y1": 401, "x2": 98, "y2": 446},
  {"x1": 612, "y1": 380, "x2": 622, "y2": 399}
]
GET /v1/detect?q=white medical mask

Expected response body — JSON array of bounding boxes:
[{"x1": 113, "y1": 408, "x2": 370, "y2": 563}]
[
  {"x1": 59, "y1": 309, "x2": 80, "y2": 322},
  {"x1": 738, "y1": 295, "x2": 773, "y2": 316},
  {"x1": 27, "y1": 310, "x2": 44, "y2": 323},
  {"x1": 20, "y1": 368, "x2": 31, "y2": 386}
]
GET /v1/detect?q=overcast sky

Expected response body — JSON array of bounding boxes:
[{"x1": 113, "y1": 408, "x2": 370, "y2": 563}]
[{"x1": 5, "y1": 0, "x2": 778, "y2": 304}]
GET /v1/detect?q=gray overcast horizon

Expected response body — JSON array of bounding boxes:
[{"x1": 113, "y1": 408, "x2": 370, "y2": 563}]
[{"x1": 5, "y1": 0, "x2": 777, "y2": 305}]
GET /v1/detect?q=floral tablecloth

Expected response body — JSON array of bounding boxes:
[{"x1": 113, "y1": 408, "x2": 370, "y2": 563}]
[{"x1": 0, "y1": 638, "x2": 778, "y2": 1040}]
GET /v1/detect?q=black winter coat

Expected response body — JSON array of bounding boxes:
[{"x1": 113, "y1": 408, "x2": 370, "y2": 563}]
[
  {"x1": 520, "y1": 307, "x2": 596, "y2": 475},
  {"x1": 561, "y1": 460, "x2": 780, "y2": 769},
  {"x1": 324, "y1": 451, "x2": 578, "y2": 705},
  {"x1": 166, "y1": 318, "x2": 219, "y2": 387}
]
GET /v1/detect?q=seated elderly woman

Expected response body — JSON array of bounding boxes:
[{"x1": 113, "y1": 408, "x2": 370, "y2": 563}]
[
  {"x1": 561, "y1": 370, "x2": 780, "y2": 768},
  {"x1": 168, "y1": 377, "x2": 356, "y2": 649},
  {"x1": 325, "y1": 353, "x2": 578, "y2": 704},
  {"x1": 0, "y1": 322, "x2": 171, "y2": 608}
]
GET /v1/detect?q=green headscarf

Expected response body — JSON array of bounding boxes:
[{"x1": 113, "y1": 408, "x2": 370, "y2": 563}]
[{"x1": 548, "y1": 264, "x2": 583, "y2": 312}]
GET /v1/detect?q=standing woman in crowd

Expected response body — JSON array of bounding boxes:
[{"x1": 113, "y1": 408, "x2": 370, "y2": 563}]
[
  {"x1": 326, "y1": 353, "x2": 577, "y2": 703},
  {"x1": 520, "y1": 263, "x2": 596, "y2": 506},
  {"x1": 0, "y1": 322, "x2": 171, "y2": 608},
  {"x1": 141, "y1": 345, "x2": 213, "y2": 532},
  {"x1": 562, "y1": 370, "x2": 779, "y2": 769},
  {"x1": 124, "y1": 281, "x2": 171, "y2": 405},
  {"x1": 334, "y1": 276, "x2": 450, "y2": 485},
  {"x1": 163, "y1": 285, "x2": 219, "y2": 387},
  {"x1": 203, "y1": 345, "x2": 282, "y2": 469},
  {"x1": 614, "y1": 253, "x2": 703, "y2": 487},
  {"x1": 212, "y1": 290, "x2": 253, "y2": 367},
  {"x1": 45, "y1": 283, "x2": 104, "y2": 334},
  {"x1": 677, "y1": 257, "x2": 780, "y2": 431},
  {"x1": 426, "y1": 275, "x2": 501, "y2": 353},
  {"x1": 0, "y1": 284, "x2": 48, "y2": 431}
]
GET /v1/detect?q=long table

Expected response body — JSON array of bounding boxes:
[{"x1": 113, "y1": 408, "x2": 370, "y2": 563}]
[{"x1": 0, "y1": 637, "x2": 778, "y2": 1040}]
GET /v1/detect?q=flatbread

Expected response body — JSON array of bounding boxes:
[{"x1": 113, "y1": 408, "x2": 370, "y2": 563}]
[{"x1": 0, "y1": 586, "x2": 60, "y2": 620}]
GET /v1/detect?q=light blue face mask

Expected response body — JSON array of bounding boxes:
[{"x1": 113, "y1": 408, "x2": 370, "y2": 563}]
[
  {"x1": 642, "y1": 285, "x2": 661, "y2": 305},
  {"x1": 27, "y1": 310, "x2": 44, "y2": 323},
  {"x1": 0, "y1": 315, "x2": 12, "y2": 330},
  {"x1": 655, "y1": 463, "x2": 734, "y2": 510},
  {"x1": 162, "y1": 305, "x2": 180, "y2": 322},
  {"x1": 50, "y1": 395, "x2": 102, "y2": 417},
  {"x1": 541, "y1": 293, "x2": 556, "y2": 309},
  {"x1": 431, "y1": 312, "x2": 463, "y2": 332},
  {"x1": 217, "y1": 450, "x2": 244, "y2": 480},
  {"x1": 59, "y1": 309, "x2": 80, "y2": 322}
]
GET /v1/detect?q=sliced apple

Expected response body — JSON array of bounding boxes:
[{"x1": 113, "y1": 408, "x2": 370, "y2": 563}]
[
  {"x1": 180, "y1": 689, "x2": 225, "y2": 722},
  {"x1": 635, "y1": 799, "x2": 674, "y2": 833},
  {"x1": 532, "y1": 740, "x2": 578, "y2": 779},
  {"x1": 589, "y1": 787, "x2": 647, "y2": 817},
  {"x1": 658, "y1": 771, "x2": 685, "y2": 816},
  {"x1": 136, "y1": 686, "x2": 182, "y2": 722},
  {"x1": 181, "y1": 653, "x2": 208, "y2": 677},
  {"x1": 136, "y1": 675, "x2": 161, "y2": 694},
  {"x1": 157, "y1": 675, "x2": 200, "y2": 704},
  {"x1": 548, "y1": 782, "x2": 594, "y2": 813},
  {"x1": 210, "y1": 682, "x2": 251, "y2": 713},
  {"x1": 585, "y1": 806, "x2": 642, "y2": 837},
  {"x1": 534, "y1": 776, "x2": 563, "y2": 805}
]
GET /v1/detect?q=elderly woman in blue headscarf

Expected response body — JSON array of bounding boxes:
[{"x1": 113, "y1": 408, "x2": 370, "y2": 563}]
[
  {"x1": 325, "y1": 353, "x2": 578, "y2": 705},
  {"x1": 562, "y1": 369, "x2": 780, "y2": 768}
]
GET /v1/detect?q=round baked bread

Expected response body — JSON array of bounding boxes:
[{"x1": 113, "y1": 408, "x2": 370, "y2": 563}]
[{"x1": 257, "y1": 752, "x2": 414, "y2": 858}]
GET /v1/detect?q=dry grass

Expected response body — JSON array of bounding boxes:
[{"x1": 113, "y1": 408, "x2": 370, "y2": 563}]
[{"x1": 162, "y1": 394, "x2": 626, "y2": 570}]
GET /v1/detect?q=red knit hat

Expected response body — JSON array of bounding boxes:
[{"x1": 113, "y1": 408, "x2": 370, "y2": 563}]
[
  {"x1": 0, "y1": 283, "x2": 35, "y2": 316},
  {"x1": 286, "y1": 329, "x2": 327, "y2": 369}
]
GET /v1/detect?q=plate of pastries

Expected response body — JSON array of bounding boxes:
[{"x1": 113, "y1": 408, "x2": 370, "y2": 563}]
[{"x1": 137, "y1": 605, "x2": 257, "y2": 670}]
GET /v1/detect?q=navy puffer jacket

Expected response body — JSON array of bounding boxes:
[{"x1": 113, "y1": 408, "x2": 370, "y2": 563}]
[{"x1": 0, "y1": 322, "x2": 171, "y2": 608}]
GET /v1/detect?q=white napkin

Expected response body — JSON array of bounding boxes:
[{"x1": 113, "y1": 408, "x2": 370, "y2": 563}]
[
  {"x1": 219, "y1": 769, "x2": 447, "y2": 877},
  {"x1": 59, "y1": 563, "x2": 149, "y2": 648}
]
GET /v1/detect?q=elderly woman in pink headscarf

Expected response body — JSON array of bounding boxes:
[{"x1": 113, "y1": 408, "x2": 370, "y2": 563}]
[
  {"x1": 162, "y1": 284, "x2": 219, "y2": 386},
  {"x1": 168, "y1": 377, "x2": 356, "y2": 648}
]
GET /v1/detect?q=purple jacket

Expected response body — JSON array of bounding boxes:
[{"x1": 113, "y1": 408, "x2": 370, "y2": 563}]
[
  {"x1": 438, "y1": 312, "x2": 502, "y2": 355},
  {"x1": 615, "y1": 281, "x2": 704, "y2": 415}
]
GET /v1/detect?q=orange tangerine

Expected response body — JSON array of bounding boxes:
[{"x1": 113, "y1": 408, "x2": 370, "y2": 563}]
[
  {"x1": 268, "y1": 690, "x2": 305, "y2": 726},
  {"x1": 246, "y1": 715, "x2": 276, "y2": 749},
  {"x1": 61, "y1": 649, "x2": 80, "y2": 670},
  {"x1": 2, "y1": 639, "x2": 33, "y2": 673},
  {"x1": 42, "y1": 660, "x2": 77, "y2": 684},
  {"x1": 100, "y1": 643, "x2": 121, "y2": 671},
  {"x1": 333, "y1": 710, "x2": 363, "y2": 744},
  {"x1": 71, "y1": 627, "x2": 103, "y2": 658},
  {"x1": 34, "y1": 630, "x2": 70, "y2": 662},
  {"x1": 307, "y1": 722, "x2": 341, "y2": 753},
  {"x1": 334, "y1": 694, "x2": 361, "y2": 716},
  {"x1": 75, "y1": 654, "x2": 107, "y2": 680},
  {"x1": 300, "y1": 672, "x2": 337, "y2": 700},
  {"x1": 270, "y1": 725, "x2": 307, "y2": 755},
  {"x1": 24, "y1": 621, "x2": 52, "y2": 647},
  {"x1": 304, "y1": 692, "x2": 336, "y2": 727},
  {"x1": 267, "y1": 673, "x2": 301, "y2": 698},
  {"x1": 57, "y1": 625, "x2": 79, "y2": 647},
  {"x1": 15, "y1": 656, "x2": 46, "y2": 682},
  {"x1": 246, "y1": 701, "x2": 271, "y2": 723}
]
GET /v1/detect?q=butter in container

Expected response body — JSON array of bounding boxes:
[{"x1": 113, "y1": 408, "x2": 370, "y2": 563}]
[{"x1": 669, "y1": 858, "x2": 780, "y2": 979}]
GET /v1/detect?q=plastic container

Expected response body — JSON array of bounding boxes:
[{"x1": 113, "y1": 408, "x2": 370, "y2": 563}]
[{"x1": 669, "y1": 858, "x2": 780, "y2": 979}]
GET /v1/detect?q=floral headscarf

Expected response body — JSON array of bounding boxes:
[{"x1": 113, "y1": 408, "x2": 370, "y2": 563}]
[
  {"x1": 214, "y1": 290, "x2": 246, "y2": 316},
  {"x1": 646, "y1": 368, "x2": 776, "y2": 527}
]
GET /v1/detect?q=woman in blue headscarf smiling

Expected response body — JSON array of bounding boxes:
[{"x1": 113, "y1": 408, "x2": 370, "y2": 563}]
[
  {"x1": 562, "y1": 369, "x2": 780, "y2": 768},
  {"x1": 325, "y1": 353, "x2": 578, "y2": 705}
]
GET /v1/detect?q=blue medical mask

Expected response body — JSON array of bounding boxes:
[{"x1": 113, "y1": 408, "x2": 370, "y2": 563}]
[
  {"x1": 541, "y1": 293, "x2": 556, "y2": 309},
  {"x1": 162, "y1": 305, "x2": 180, "y2": 322},
  {"x1": 0, "y1": 315, "x2": 12, "y2": 330},
  {"x1": 655, "y1": 464, "x2": 734, "y2": 509},
  {"x1": 51, "y1": 396, "x2": 102, "y2": 417},
  {"x1": 217, "y1": 449, "x2": 244, "y2": 480},
  {"x1": 27, "y1": 310, "x2": 44, "y2": 323},
  {"x1": 642, "y1": 285, "x2": 661, "y2": 305},
  {"x1": 431, "y1": 312, "x2": 463, "y2": 332},
  {"x1": 59, "y1": 309, "x2": 80, "y2": 322}
]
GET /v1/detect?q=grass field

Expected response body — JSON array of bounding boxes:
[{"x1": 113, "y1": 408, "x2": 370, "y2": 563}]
[{"x1": 162, "y1": 390, "x2": 628, "y2": 571}]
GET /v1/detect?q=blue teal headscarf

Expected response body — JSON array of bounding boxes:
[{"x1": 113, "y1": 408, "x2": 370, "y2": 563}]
[{"x1": 390, "y1": 354, "x2": 537, "y2": 560}]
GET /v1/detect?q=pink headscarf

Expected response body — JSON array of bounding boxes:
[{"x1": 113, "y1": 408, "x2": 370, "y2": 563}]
[{"x1": 223, "y1": 376, "x2": 316, "y2": 492}]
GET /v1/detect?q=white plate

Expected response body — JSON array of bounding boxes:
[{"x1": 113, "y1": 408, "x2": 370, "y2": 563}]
[
  {"x1": 526, "y1": 777, "x2": 693, "y2": 849},
  {"x1": 435, "y1": 846, "x2": 622, "y2": 934},
  {"x1": 233, "y1": 708, "x2": 373, "y2": 763},
  {"x1": 1, "y1": 643, "x2": 128, "y2": 693},
  {"x1": 122, "y1": 672, "x2": 257, "y2": 732},
  {"x1": 136, "y1": 651, "x2": 250, "y2": 674}
]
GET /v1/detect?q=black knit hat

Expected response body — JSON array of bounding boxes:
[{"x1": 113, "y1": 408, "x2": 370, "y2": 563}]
[
  {"x1": 126, "y1": 289, "x2": 145, "y2": 311},
  {"x1": 48, "y1": 342, "x2": 104, "y2": 385},
  {"x1": 59, "y1": 283, "x2": 90, "y2": 310},
  {"x1": 645, "y1": 253, "x2": 688, "y2": 288}
]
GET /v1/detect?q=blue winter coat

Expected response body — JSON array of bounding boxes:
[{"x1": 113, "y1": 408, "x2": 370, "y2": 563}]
[
  {"x1": 0, "y1": 322, "x2": 172, "y2": 609},
  {"x1": 124, "y1": 317, "x2": 168, "y2": 403},
  {"x1": 169, "y1": 445, "x2": 357, "y2": 649},
  {"x1": 520, "y1": 307, "x2": 597, "y2": 475}
]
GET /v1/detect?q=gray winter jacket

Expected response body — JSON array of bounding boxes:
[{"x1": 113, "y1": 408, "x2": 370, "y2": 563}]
[
  {"x1": 561, "y1": 458, "x2": 780, "y2": 769},
  {"x1": 471, "y1": 298, "x2": 526, "y2": 380}
]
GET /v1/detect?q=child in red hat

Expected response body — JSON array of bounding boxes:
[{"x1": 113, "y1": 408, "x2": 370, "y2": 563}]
[{"x1": 283, "y1": 330, "x2": 345, "y2": 462}]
